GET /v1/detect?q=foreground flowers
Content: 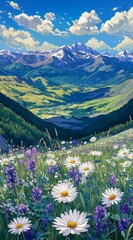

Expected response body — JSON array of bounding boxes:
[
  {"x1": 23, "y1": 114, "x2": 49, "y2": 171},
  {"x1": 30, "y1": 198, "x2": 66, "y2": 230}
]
[
  {"x1": 53, "y1": 209, "x2": 89, "y2": 236},
  {"x1": 102, "y1": 188, "x2": 124, "y2": 207},
  {"x1": 51, "y1": 181, "x2": 77, "y2": 203},
  {"x1": 8, "y1": 217, "x2": 31, "y2": 235},
  {"x1": 64, "y1": 156, "x2": 81, "y2": 168},
  {"x1": 79, "y1": 162, "x2": 95, "y2": 176}
]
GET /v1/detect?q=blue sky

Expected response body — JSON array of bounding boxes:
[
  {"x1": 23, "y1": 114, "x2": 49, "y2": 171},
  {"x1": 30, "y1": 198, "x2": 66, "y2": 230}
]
[{"x1": 0, "y1": 0, "x2": 133, "y2": 52}]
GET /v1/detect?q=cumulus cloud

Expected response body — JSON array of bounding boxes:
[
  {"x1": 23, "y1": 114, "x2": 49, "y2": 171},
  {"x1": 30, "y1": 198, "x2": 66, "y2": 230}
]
[
  {"x1": 44, "y1": 12, "x2": 55, "y2": 21},
  {"x1": 86, "y1": 37, "x2": 110, "y2": 50},
  {"x1": 0, "y1": 24, "x2": 59, "y2": 51},
  {"x1": 39, "y1": 41, "x2": 58, "y2": 51},
  {"x1": 0, "y1": 24, "x2": 39, "y2": 50},
  {"x1": 114, "y1": 36, "x2": 133, "y2": 51},
  {"x1": 9, "y1": 1, "x2": 20, "y2": 10},
  {"x1": 69, "y1": 10, "x2": 101, "y2": 35},
  {"x1": 14, "y1": 13, "x2": 54, "y2": 34},
  {"x1": 14, "y1": 12, "x2": 68, "y2": 37},
  {"x1": 101, "y1": 7, "x2": 133, "y2": 36}
]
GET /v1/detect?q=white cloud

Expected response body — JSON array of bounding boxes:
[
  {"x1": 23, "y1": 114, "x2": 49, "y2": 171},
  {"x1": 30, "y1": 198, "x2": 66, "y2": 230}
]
[
  {"x1": 114, "y1": 36, "x2": 133, "y2": 51},
  {"x1": 0, "y1": 24, "x2": 58, "y2": 51},
  {"x1": 69, "y1": 10, "x2": 101, "y2": 35},
  {"x1": 44, "y1": 12, "x2": 55, "y2": 21},
  {"x1": 101, "y1": 7, "x2": 133, "y2": 36},
  {"x1": 66, "y1": 21, "x2": 71, "y2": 26},
  {"x1": 0, "y1": 24, "x2": 39, "y2": 50},
  {"x1": 14, "y1": 13, "x2": 69, "y2": 37},
  {"x1": 9, "y1": 1, "x2": 20, "y2": 10},
  {"x1": 86, "y1": 37, "x2": 110, "y2": 50},
  {"x1": 39, "y1": 41, "x2": 58, "y2": 51},
  {"x1": 14, "y1": 13, "x2": 54, "y2": 34},
  {"x1": 112, "y1": 7, "x2": 119, "y2": 12}
]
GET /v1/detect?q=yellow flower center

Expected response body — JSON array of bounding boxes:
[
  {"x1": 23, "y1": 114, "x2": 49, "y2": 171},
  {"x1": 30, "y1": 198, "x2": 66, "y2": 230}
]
[
  {"x1": 16, "y1": 223, "x2": 23, "y2": 229},
  {"x1": 50, "y1": 161, "x2": 54, "y2": 164},
  {"x1": 70, "y1": 159, "x2": 75, "y2": 163},
  {"x1": 67, "y1": 221, "x2": 77, "y2": 228},
  {"x1": 61, "y1": 191, "x2": 69, "y2": 197},
  {"x1": 109, "y1": 194, "x2": 116, "y2": 200},
  {"x1": 84, "y1": 167, "x2": 89, "y2": 171},
  {"x1": 3, "y1": 160, "x2": 7, "y2": 163}
]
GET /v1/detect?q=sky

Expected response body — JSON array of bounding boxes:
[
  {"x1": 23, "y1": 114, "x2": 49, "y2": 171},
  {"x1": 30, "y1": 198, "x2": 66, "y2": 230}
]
[{"x1": 0, "y1": 0, "x2": 133, "y2": 52}]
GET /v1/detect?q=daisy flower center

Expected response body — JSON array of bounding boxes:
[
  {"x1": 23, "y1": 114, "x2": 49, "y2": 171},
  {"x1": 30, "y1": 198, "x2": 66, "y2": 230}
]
[
  {"x1": 16, "y1": 223, "x2": 23, "y2": 229},
  {"x1": 50, "y1": 161, "x2": 54, "y2": 164},
  {"x1": 3, "y1": 160, "x2": 7, "y2": 163},
  {"x1": 70, "y1": 159, "x2": 75, "y2": 163},
  {"x1": 109, "y1": 194, "x2": 116, "y2": 200},
  {"x1": 84, "y1": 167, "x2": 89, "y2": 171},
  {"x1": 67, "y1": 221, "x2": 77, "y2": 228},
  {"x1": 61, "y1": 191, "x2": 69, "y2": 197}
]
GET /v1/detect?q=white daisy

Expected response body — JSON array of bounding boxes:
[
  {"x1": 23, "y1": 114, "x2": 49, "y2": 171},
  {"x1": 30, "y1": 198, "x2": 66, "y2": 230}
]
[
  {"x1": 45, "y1": 159, "x2": 57, "y2": 166},
  {"x1": 51, "y1": 181, "x2": 77, "y2": 203},
  {"x1": 122, "y1": 161, "x2": 132, "y2": 168},
  {"x1": 117, "y1": 148, "x2": 130, "y2": 158},
  {"x1": 0, "y1": 158, "x2": 10, "y2": 166},
  {"x1": 102, "y1": 188, "x2": 124, "y2": 207},
  {"x1": 127, "y1": 153, "x2": 133, "y2": 160},
  {"x1": 8, "y1": 217, "x2": 31, "y2": 235},
  {"x1": 90, "y1": 151, "x2": 102, "y2": 157},
  {"x1": 79, "y1": 162, "x2": 94, "y2": 176},
  {"x1": 64, "y1": 156, "x2": 81, "y2": 168},
  {"x1": 90, "y1": 137, "x2": 97, "y2": 143},
  {"x1": 53, "y1": 209, "x2": 89, "y2": 236}
]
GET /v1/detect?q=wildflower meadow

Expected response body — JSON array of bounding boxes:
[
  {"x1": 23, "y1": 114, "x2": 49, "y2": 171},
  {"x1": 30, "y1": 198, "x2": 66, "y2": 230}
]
[{"x1": 0, "y1": 131, "x2": 133, "y2": 240}]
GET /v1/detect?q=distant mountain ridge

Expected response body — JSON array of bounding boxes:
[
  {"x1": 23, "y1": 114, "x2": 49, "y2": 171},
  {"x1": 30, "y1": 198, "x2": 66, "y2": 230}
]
[{"x1": 0, "y1": 43, "x2": 133, "y2": 69}]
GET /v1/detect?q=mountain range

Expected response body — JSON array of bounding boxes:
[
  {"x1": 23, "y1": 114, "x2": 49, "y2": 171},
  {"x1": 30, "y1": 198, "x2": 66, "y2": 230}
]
[{"x1": 0, "y1": 42, "x2": 133, "y2": 131}]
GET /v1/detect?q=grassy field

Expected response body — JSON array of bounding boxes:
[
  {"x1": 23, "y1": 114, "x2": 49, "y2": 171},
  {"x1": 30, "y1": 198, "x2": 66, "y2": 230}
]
[
  {"x1": 0, "y1": 75, "x2": 132, "y2": 119},
  {"x1": 0, "y1": 129, "x2": 133, "y2": 239}
]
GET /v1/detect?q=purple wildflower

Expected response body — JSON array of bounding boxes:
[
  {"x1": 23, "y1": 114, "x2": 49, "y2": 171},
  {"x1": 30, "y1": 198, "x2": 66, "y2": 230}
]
[
  {"x1": 26, "y1": 149, "x2": 32, "y2": 157},
  {"x1": 44, "y1": 203, "x2": 53, "y2": 214},
  {"x1": 121, "y1": 204, "x2": 131, "y2": 214},
  {"x1": 32, "y1": 187, "x2": 42, "y2": 201},
  {"x1": 26, "y1": 159, "x2": 36, "y2": 172},
  {"x1": 5, "y1": 165, "x2": 17, "y2": 189},
  {"x1": 110, "y1": 174, "x2": 117, "y2": 186},
  {"x1": 94, "y1": 205, "x2": 107, "y2": 237},
  {"x1": 118, "y1": 218, "x2": 131, "y2": 231},
  {"x1": 18, "y1": 204, "x2": 29, "y2": 214}
]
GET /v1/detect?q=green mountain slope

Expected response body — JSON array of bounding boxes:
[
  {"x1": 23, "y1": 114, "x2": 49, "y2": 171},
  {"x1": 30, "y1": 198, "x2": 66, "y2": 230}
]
[{"x1": 0, "y1": 75, "x2": 132, "y2": 119}]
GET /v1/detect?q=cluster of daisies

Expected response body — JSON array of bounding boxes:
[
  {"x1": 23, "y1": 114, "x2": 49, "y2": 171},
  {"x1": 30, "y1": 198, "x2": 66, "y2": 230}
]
[{"x1": 0, "y1": 137, "x2": 132, "y2": 239}]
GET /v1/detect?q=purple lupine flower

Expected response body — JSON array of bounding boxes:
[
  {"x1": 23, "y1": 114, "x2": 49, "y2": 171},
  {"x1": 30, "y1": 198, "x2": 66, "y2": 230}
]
[
  {"x1": 55, "y1": 163, "x2": 60, "y2": 172},
  {"x1": 18, "y1": 204, "x2": 29, "y2": 214},
  {"x1": 18, "y1": 159, "x2": 24, "y2": 164},
  {"x1": 44, "y1": 203, "x2": 53, "y2": 214},
  {"x1": 110, "y1": 174, "x2": 117, "y2": 186},
  {"x1": 26, "y1": 229, "x2": 34, "y2": 240},
  {"x1": 118, "y1": 218, "x2": 131, "y2": 231},
  {"x1": 94, "y1": 205, "x2": 107, "y2": 237},
  {"x1": 47, "y1": 166, "x2": 54, "y2": 175},
  {"x1": 32, "y1": 187, "x2": 42, "y2": 201},
  {"x1": 17, "y1": 179, "x2": 23, "y2": 186},
  {"x1": 26, "y1": 149, "x2": 32, "y2": 157},
  {"x1": 32, "y1": 147, "x2": 38, "y2": 155},
  {"x1": 68, "y1": 168, "x2": 79, "y2": 178},
  {"x1": 5, "y1": 165, "x2": 17, "y2": 189},
  {"x1": 26, "y1": 159, "x2": 36, "y2": 172},
  {"x1": 121, "y1": 204, "x2": 131, "y2": 214},
  {"x1": 75, "y1": 174, "x2": 81, "y2": 185}
]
